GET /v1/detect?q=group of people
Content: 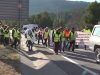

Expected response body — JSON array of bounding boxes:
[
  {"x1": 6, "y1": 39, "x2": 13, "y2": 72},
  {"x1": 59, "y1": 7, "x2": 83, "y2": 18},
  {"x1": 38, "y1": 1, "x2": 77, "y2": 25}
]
[
  {"x1": 0, "y1": 20, "x2": 91, "y2": 55},
  {"x1": 25, "y1": 27, "x2": 50, "y2": 51},
  {"x1": 52, "y1": 27, "x2": 76, "y2": 55},
  {"x1": 25, "y1": 26, "x2": 76, "y2": 55},
  {"x1": 0, "y1": 21, "x2": 20, "y2": 49}
]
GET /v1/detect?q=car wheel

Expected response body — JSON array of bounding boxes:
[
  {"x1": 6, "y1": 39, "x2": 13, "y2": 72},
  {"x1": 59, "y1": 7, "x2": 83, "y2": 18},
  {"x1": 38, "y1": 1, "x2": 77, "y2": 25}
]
[{"x1": 95, "y1": 48, "x2": 100, "y2": 63}]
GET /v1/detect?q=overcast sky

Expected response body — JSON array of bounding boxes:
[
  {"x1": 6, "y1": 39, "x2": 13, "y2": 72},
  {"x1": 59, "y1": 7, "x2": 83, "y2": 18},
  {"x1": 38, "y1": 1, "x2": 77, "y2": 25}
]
[{"x1": 66, "y1": 0, "x2": 100, "y2": 2}]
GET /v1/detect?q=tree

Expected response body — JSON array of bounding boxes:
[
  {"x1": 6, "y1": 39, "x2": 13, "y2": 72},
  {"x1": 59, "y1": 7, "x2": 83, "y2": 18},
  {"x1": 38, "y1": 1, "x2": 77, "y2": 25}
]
[
  {"x1": 84, "y1": 1, "x2": 100, "y2": 25},
  {"x1": 53, "y1": 18, "x2": 66, "y2": 28},
  {"x1": 27, "y1": 12, "x2": 53, "y2": 28}
]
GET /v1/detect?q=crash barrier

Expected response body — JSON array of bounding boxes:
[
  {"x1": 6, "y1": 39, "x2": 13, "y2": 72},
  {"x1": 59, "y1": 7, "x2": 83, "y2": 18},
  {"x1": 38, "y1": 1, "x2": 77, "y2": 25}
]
[{"x1": 75, "y1": 31, "x2": 91, "y2": 46}]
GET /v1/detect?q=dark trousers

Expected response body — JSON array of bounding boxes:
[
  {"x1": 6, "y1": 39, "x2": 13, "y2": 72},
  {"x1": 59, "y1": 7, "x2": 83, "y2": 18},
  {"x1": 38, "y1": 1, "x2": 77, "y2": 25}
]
[
  {"x1": 12, "y1": 37, "x2": 19, "y2": 49},
  {"x1": 0, "y1": 35, "x2": 5, "y2": 45},
  {"x1": 27, "y1": 40, "x2": 33, "y2": 51},
  {"x1": 54, "y1": 42, "x2": 60, "y2": 54},
  {"x1": 68, "y1": 40, "x2": 75, "y2": 52},
  {"x1": 5, "y1": 37, "x2": 9, "y2": 45},
  {"x1": 44, "y1": 39, "x2": 48, "y2": 47},
  {"x1": 38, "y1": 36, "x2": 43, "y2": 44}
]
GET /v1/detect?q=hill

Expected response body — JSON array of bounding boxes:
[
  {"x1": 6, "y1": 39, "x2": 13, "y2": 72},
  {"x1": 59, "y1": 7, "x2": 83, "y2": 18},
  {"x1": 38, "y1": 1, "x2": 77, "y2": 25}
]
[{"x1": 29, "y1": 0, "x2": 89, "y2": 15}]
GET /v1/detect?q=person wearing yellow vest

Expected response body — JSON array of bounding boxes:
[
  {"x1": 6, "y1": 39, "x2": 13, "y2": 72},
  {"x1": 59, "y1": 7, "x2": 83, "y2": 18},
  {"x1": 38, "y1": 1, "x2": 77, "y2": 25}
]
[
  {"x1": 11, "y1": 25, "x2": 20, "y2": 49},
  {"x1": 68, "y1": 27, "x2": 76, "y2": 52},
  {"x1": 58, "y1": 27, "x2": 65, "y2": 52},
  {"x1": 43, "y1": 27, "x2": 50, "y2": 47},
  {"x1": 83, "y1": 29, "x2": 91, "y2": 33},
  {"x1": 0, "y1": 22, "x2": 5, "y2": 45},
  {"x1": 4, "y1": 27, "x2": 10, "y2": 46},
  {"x1": 82, "y1": 25, "x2": 91, "y2": 33},
  {"x1": 53, "y1": 29, "x2": 61, "y2": 55}
]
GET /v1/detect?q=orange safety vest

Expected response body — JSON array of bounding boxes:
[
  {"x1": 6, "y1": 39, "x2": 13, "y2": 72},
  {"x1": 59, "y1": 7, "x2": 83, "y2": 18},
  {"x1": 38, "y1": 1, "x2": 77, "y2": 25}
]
[{"x1": 64, "y1": 30, "x2": 70, "y2": 38}]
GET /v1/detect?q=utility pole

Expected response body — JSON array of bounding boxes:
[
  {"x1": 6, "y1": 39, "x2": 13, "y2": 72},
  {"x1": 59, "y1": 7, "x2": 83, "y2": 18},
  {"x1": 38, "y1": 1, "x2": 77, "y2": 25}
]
[
  {"x1": 18, "y1": 0, "x2": 22, "y2": 50},
  {"x1": 18, "y1": 0, "x2": 22, "y2": 31}
]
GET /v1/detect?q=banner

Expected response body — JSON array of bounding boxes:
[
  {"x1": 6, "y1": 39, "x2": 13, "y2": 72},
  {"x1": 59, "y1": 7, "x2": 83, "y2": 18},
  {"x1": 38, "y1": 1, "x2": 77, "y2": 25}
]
[{"x1": 75, "y1": 31, "x2": 91, "y2": 45}]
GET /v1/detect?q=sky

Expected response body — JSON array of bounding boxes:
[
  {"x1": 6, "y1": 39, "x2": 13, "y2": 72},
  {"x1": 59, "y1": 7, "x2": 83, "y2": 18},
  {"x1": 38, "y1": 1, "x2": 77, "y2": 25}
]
[{"x1": 66, "y1": 0, "x2": 100, "y2": 2}]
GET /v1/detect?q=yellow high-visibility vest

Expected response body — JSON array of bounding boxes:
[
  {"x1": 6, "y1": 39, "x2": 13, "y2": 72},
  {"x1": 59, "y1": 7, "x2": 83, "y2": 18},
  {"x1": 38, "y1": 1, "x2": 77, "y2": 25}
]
[
  {"x1": 83, "y1": 29, "x2": 91, "y2": 33},
  {"x1": 70, "y1": 32, "x2": 75, "y2": 40},
  {"x1": 5, "y1": 30, "x2": 10, "y2": 38},
  {"x1": 13, "y1": 28, "x2": 20, "y2": 38},
  {"x1": 44, "y1": 31, "x2": 49, "y2": 39},
  {"x1": 54, "y1": 33, "x2": 61, "y2": 42}
]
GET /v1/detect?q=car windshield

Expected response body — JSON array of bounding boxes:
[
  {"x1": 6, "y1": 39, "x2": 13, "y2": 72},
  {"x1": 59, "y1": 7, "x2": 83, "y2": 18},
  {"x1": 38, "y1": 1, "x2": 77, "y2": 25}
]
[{"x1": 92, "y1": 27, "x2": 100, "y2": 36}]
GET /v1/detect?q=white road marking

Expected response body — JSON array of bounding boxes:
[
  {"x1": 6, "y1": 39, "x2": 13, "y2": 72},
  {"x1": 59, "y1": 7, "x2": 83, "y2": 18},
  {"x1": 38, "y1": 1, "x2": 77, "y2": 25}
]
[{"x1": 48, "y1": 48, "x2": 99, "y2": 75}]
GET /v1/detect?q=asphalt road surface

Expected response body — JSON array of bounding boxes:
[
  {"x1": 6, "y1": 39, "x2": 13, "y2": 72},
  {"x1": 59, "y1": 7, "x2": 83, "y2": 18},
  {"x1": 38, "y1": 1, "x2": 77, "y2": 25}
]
[{"x1": 19, "y1": 34, "x2": 100, "y2": 75}]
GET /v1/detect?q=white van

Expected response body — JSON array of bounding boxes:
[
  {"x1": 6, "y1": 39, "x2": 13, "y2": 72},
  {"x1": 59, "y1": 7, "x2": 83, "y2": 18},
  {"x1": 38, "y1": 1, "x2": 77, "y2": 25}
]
[{"x1": 89, "y1": 25, "x2": 100, "y2": 63}]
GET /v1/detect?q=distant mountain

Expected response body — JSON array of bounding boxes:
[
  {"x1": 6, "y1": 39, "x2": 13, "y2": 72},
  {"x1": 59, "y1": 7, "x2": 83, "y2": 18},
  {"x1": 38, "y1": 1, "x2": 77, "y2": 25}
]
[{"x1": 29, "y1": 0, "x2": 89, "y2": 15}]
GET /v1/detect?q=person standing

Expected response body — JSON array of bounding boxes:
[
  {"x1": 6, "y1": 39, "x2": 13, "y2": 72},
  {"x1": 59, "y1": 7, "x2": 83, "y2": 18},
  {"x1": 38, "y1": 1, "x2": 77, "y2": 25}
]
[
  {"x1": 11, "y1": 25, "x2": 20, "y2": 49},
  {"x1": 43, "y1": 27, "x2": 50, "y2": 47},
  {"x1": 53, "y1": 29, "x2": 61, "y2": 55},
  {"x1": 68, "y1": 27, "x2": 76, "y2": 52}
]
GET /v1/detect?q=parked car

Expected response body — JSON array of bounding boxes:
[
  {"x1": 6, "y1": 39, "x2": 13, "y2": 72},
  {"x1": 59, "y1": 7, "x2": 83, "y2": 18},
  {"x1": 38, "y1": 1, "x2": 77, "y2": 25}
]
[{"x1": 89, "y1": 25, "x2": 100, "y2": 63}]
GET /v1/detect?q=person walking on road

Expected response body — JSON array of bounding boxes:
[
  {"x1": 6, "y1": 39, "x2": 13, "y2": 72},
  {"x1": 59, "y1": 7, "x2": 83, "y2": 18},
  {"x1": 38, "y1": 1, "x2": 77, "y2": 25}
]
[
  {"x1": 26, "y1": 29, "x2": 35, "y2": 51},
  {"x1": 4, "y1": 26, "x2": 10, "y2": 46},
  {"x1": 37, "y1": 28, "x2": 43, "y2": 45},
  {"x1": 59, "y1": 27, "x2": 65, "y2": 52},
  {"x1": 53, "y1": 28, "x2": 61, "y2": 55},
  {"x1": 0, "y1": 21, "x2": 4, "y2": 45},
  {"x1": 63, "y1": 27, "x2": 70, "y2": 51},
  {"x1": 11, "y1": 25, "x2": 20, "y2": 49},
  {"x1": 43, "y1": 27, "x2": 50, "y2": 47},
  {"x1": 68, "y1": 27, "x2": 76, "y2": 52}
]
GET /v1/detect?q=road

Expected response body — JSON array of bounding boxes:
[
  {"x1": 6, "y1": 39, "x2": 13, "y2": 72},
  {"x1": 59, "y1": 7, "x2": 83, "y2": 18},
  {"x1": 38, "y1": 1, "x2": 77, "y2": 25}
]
[{"x1": 19, "y1": 34, "x2": 100, "y2": 75}]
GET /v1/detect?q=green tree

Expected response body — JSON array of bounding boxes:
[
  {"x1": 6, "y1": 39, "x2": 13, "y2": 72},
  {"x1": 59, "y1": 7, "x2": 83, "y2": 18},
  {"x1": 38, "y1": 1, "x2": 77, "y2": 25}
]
[
  {"x1": 27, "y1": 12, "x2": 53, "y2": 28},
  {"x1": 84, "y1": 1, "x2": 100, "y2": 25},
  {"x1": 53, "y1": 18, "x2": 66, "y2": 28}
]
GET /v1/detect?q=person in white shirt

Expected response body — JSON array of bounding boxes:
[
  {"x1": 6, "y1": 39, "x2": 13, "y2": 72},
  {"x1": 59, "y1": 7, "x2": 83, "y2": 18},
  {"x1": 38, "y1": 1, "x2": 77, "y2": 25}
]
[{"x1": 26, "y1": 29, "x2": 36, "y2": 51}]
